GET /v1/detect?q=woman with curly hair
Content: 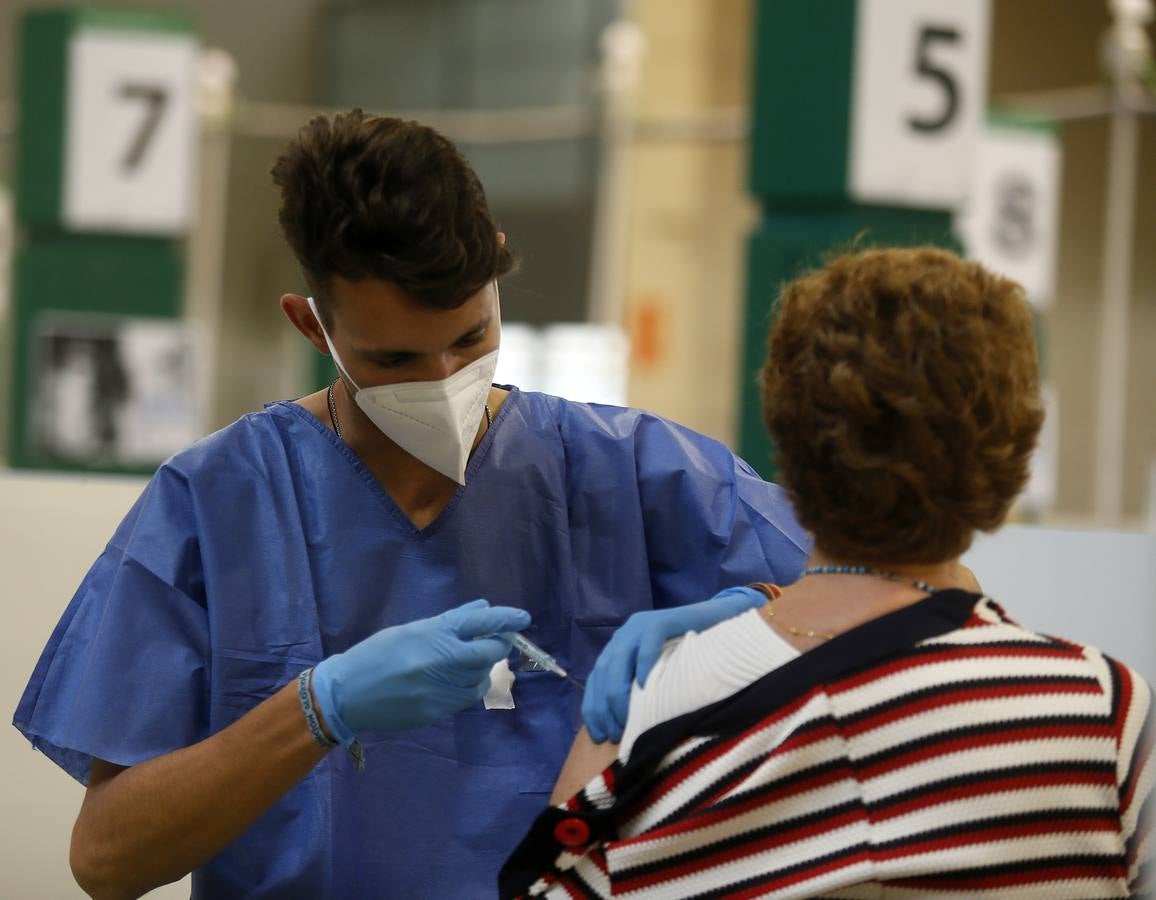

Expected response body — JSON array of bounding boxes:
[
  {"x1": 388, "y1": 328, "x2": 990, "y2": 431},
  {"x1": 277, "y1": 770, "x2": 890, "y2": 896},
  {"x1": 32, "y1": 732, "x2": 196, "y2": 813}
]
[{"x1": 502, "y1": 247, "x2": 1154, "y2": 899}]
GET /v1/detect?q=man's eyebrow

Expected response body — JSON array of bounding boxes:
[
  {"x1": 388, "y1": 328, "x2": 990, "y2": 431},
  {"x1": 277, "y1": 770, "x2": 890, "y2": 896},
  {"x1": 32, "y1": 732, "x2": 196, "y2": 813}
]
[
  {"x1": 355, "y1": 316, "x2": 493, "y2": 361},
  {"x1": 452, "y1": 315, "x2": 492, "y2": 342},
  {"x1": 357, "y1": 347, "x2": 418, "y2": 364}
]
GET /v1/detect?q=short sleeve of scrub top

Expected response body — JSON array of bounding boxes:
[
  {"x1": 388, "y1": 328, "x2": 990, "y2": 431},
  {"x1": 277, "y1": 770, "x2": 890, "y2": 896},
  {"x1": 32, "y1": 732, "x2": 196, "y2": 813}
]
[{"x1": 13, "y1": 463, "x2": 209, "y2": 784}]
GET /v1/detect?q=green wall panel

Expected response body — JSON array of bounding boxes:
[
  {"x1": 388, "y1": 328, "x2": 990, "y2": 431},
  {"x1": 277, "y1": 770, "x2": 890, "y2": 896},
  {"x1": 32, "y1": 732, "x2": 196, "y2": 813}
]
[
  {"x1": 7, "y1": 236, "x2": 184, "y2": 472},
  {"x1": 9, "y1": 10, "x2": 197, "y2": 472},
  {"x1": 15, "y1": 11, "x2": 70, "y2": 229},
  {"x1": 749, "y1": 0, "x2": 857, "y2": 204},
  {"x1": 75, "y1": 9, "x2": 194, "y2": 33}
]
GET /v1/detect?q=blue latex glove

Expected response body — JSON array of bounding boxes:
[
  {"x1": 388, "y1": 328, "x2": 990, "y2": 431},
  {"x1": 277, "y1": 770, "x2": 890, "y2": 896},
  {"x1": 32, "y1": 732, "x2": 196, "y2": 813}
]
[
  {"x1": 311, "y1": 599, "x2": 531, "y2": 742},
  {"x1": 581, "y1": 586, "x2": 767, "y2": 744}
]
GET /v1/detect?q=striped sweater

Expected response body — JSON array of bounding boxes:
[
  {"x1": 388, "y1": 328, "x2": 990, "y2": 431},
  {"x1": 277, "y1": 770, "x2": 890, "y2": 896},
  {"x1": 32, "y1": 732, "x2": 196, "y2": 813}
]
[{"x1": 500, "y1": 590, "x2": 1154, "y2": 899}]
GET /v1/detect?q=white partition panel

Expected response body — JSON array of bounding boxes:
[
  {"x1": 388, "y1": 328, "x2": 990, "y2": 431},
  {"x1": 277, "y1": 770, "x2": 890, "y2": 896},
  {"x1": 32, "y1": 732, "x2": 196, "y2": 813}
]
[
  {"x1": 0, "y1": 472, "x2": 188, "y2": 898},
  {"x1": 964, "y1": 525, "x2": 1156, "y2": 685}
]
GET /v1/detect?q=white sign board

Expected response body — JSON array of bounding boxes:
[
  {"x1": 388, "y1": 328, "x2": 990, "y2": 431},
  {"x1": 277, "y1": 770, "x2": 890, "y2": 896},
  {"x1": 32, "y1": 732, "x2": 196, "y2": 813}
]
[
  {"x1": 492, "y1": 323, "x2": 629, "y2": 406},
  {"x1": 33, "y1": 315, "x2": 203, "y2": 465},
  {"x1": 849, "y1": 0, "x2": 991, "y2": 208},
  {"x1": 956, "y1": 123, "x2": 1062, "y2": 306},
  {"x1": 493, "y1": 323, "x2": 543, "y2": 392},
  {"x1": 64, "y1": 28, "x2": 198, "y2": 235},
  {"x1": 541, "y1": 324, "x2": 629, "y2": 406}
]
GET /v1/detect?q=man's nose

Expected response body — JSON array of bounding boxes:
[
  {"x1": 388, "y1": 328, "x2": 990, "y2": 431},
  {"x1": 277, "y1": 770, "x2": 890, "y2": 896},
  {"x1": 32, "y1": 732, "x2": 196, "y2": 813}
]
[{"x1": 421, "y1": 354, "x2": 456, "y2": 381}]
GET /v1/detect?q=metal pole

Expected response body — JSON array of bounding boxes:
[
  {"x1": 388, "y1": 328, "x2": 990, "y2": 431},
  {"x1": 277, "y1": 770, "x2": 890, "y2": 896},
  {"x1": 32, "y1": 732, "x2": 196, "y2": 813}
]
[
  {"x1": 586, "y1": 16, "x2": 646, "y2": 326},
  {"x1": 1093, "y1": 101, "x2": 1138, "y2": 523},
  {"x1": 183, "y1": 49, "x2": 237, "y2": 430},
  {"x1": 1092, "y1": 0, "x2": 1151, "y2": 523}
]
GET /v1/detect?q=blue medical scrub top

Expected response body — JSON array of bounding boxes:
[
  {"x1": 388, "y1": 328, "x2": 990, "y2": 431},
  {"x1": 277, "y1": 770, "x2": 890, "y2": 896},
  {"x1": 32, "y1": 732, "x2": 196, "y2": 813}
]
[{"x1": 14, "y1": 388, "x2": 808, "y2": 898}]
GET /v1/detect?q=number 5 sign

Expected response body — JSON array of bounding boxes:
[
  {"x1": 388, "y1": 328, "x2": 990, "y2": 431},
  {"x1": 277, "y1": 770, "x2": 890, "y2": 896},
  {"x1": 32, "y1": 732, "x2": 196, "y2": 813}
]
[
  {"x1": 850, "y1": 0, "x2": 991, "y2": 208},
  {"x1": 748, "y1": 0, "x2": 989, "y2": 210},
  {"x1": 16, "y1": 10, "x2": 198, "y2": 236}
]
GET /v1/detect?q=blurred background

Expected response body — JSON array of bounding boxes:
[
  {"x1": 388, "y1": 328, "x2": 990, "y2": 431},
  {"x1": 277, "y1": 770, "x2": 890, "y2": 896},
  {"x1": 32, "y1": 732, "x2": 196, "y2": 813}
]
[{"x1": 0, "y1": 1, "x2": 1153, "y2": 896}]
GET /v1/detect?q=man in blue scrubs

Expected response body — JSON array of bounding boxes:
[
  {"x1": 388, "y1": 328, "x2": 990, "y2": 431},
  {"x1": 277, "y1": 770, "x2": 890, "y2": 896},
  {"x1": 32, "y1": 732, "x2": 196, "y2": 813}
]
[{"x1": 14, "y1": 109, "x2": 808, "y2": 898}]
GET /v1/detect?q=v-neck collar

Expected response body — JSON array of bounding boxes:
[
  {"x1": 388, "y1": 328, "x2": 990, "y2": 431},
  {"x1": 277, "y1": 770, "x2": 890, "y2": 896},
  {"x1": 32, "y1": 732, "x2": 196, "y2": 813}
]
[{"x1": 270, "y1": 387, "x2": 520, "y2": 539}]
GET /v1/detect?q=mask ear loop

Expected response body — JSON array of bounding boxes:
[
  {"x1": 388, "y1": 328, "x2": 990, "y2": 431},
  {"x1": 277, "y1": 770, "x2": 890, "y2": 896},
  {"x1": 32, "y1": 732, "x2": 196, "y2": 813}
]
[{"x1": 307, "y1": 297, "x2": 361, "y2": 393}]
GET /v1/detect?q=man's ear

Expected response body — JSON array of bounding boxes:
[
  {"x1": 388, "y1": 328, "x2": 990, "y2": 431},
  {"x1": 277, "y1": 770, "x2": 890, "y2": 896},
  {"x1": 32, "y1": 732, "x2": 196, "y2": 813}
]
[
  {"x1": 280, "y1": 293, "x2": 330, "y2": 357},
  {"x1": 497, "y1": 231, "x2": 506, "y2": 248}
]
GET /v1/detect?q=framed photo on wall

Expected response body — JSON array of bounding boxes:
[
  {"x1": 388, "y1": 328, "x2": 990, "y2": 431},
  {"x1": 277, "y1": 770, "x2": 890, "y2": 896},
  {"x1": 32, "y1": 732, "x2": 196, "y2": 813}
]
[{"x1": 32, "y1": 314, "x2": 202, "y2": 468}]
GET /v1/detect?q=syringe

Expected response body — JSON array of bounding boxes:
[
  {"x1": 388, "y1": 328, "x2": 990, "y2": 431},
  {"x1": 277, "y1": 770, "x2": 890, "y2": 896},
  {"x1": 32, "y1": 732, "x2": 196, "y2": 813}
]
[{"x1": 505, "y1": 632, "x2": 585, "y2": 689}]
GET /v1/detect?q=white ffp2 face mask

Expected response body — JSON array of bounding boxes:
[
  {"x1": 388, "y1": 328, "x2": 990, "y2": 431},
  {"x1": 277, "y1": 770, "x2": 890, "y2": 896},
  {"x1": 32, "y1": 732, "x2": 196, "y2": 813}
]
[{"x1": 306, "y1": 296, "x2": 499, "y2": 484}]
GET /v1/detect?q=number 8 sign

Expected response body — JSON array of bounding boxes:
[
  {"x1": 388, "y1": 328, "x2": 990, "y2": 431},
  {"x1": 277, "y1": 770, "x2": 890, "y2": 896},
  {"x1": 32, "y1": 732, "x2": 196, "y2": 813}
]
[
  {"x1": 849, "y1": 0, "x2": 990, "y2": 208},
  {"x1": 63, "y1": 26, "x2": 198, "y2": 235}
]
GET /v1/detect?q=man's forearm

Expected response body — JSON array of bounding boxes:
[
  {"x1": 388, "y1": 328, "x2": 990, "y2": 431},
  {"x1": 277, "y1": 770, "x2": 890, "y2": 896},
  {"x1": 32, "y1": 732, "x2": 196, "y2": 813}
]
[{"x1": 71, "y1": 678, "x2": 330, "y2": 900}]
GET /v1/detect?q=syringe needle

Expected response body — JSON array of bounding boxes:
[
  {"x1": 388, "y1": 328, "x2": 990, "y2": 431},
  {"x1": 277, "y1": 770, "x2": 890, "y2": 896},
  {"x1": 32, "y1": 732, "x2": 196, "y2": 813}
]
[{"x1": 507, "y1": 632, "x2": 584, "y2": 689}]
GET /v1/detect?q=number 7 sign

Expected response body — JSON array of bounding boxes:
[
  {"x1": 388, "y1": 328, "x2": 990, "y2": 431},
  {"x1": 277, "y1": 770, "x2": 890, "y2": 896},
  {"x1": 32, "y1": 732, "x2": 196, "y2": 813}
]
[{"x1": 63, "y1": 27, "x2": 198, "y2": 235}]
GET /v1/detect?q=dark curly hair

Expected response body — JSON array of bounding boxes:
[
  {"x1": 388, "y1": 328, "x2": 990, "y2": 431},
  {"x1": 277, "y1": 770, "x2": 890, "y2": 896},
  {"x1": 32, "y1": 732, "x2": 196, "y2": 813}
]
[
  {"x1": 760, "y1": 247, "x2": 1045, "y2": 564},
  {"x1": 270, "y1": 109, "x2": 515, "y2": 328}
]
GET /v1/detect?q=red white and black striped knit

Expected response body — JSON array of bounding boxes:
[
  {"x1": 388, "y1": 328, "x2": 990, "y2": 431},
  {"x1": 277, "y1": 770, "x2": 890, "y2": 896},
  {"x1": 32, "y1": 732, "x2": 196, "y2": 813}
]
[{"x1": 500, "y1": 591, "x2": 1154, "y2": 899}]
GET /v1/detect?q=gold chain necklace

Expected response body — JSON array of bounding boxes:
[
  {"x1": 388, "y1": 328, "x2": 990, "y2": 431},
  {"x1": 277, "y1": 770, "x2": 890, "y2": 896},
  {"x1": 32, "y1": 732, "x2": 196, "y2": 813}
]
[
  {"x1": 751, "y1": 566, "x2": 941, "y2": 642},
  {"x1": 750, "y1": 582, "x2": 836, "y2": 641}
]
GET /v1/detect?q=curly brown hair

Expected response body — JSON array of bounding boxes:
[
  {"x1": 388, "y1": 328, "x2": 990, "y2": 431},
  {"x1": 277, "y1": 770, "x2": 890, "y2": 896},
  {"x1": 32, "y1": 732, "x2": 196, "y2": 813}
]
[
  {"x1": 270, "y1": 109, "x2": 515, "y2": 327},
  {"x1": 760, "y1": 247, "x2": 1045, "y2": 564}
]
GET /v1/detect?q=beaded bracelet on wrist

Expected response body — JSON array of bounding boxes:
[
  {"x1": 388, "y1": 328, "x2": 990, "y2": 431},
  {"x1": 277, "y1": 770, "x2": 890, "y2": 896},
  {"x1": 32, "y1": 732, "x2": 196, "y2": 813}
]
[
  {"x1": 297, "y1": 668, "x2": 338, "y2": 748},
  {"x1": 297, "y1": 669, "x2": 366, "y2": 772}
]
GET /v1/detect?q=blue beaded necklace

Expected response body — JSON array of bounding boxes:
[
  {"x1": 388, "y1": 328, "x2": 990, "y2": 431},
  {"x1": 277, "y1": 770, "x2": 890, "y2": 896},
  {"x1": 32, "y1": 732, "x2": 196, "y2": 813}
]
[{"x1": 802, "y1": 564, "x2": 938, "y2": 595}]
